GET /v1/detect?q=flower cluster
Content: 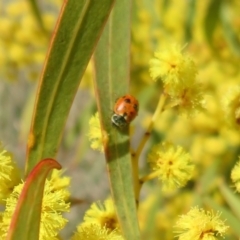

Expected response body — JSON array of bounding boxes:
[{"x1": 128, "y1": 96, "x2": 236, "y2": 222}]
[
  {"x1": 147, "y1": 142, "x2": 194, "y2": 191},
  {"x1": 222, "y1": 86, "x2": 240, "y2": 129},
  {"x1": 150, "y1": 44, "x2": 204, "y2": 116},
  {"x1": 72, "y1": 223, "x2": 123, "y2": 240},
  {"x1": 150, "y1": 44, "x2": 197, "y2": 87},
  {"x1": 0, "y1": 0, "x2": 60, "y2": 80},
  {"x1": 0, "y1": 145, "x2": 70, "y2": 239},
  {"x1": 88, "y1": 112, "x2": 108, "y2": 152},
  {"x1": 0, "y1": 144, "x2": 21, "y2": 202},
  {"x1": 72, "y1": 198, "x2": 123, "y2": 240},
  {"x1": 175, "y1": 207, "x2": 229, "y2": 240}
]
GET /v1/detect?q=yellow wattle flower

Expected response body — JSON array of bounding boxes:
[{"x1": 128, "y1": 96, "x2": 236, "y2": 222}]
[
  {"x1": 175, "y1": 206, "x2": 229, "y2": 240},
  {"x1": 0, "y1": 144, "x2": 21, "y2": 203},
  {"x1": 72, "y1": 223, "x2": 124, "y2": 240},
  {"x1": 0, "y1": 0, "x2": 60, "y2": 80},
  {"x1": 88, "y1": 112, "x2": 108, "y2": 152},
  {"x1": 72, "y1": 198, "x2": 123, "y2": 239},
  {"x1": 149, "y1": 44, "x2": 204, "y2": 116},
  {"x1": 149, "y1": 44, "x2": 197, "y2": 88},
  {"x1": 0, "y1": 170, "x2": 70, "y2": 239},
  {"x1": 222, "y1": 86, "x2": 240, "y2": 128},
  {"x1": 84, "y1": 198, "x2": 119, "y2": 232},
  {"x1": 147, "y1": 142, "x2": 194, "y2": 191}
]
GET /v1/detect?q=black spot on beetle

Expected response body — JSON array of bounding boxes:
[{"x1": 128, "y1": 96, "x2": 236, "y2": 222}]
[
  {"x1": 124, "y1": 98, "x2": 131, "y2": 104},
  {"x1": 133, "y1": 104, "x2": 138, "y2": 110}
]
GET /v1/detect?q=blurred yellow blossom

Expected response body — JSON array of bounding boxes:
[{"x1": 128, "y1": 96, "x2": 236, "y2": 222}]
[
  {"x1": 72, "y1": 223, "x2": 124, "y2": 240},
  {"x1": 161, "y1": 0, "x2": 188, "y2": 42},
  {"x1": 84, "y1": 198, "x2": 120, "y2": 232},
  {"x1": 0, "y1": 171, "x2": 70, "y2": 239},
  {"x1": 173, "y1": 82, "x2": 205, "y2": 116},
  {"x1": 147, "y1": 142, "x2": 194, "y2": 191},
  {"x1": 175, "y1": 207, "x2": 229, "y2": 240},
  {"x1": 50, "y1": 169, "x2": 71, "y2": 195},
  {"x1": 222, "y1": 86, "x2": 240, "y2": 128},
  {"x1": 0, "y1": 144, "x2": 21, "y2": 203},
  {"x1": 72, "y1": 198, "x2": 122, "y2": 239},
  {"x1": 88, "y1": 112, "x2": 108, "y2": 152},
  {"x1": 138, "y1": 191, "x2": 194, "y2": 240},
  {"x1": 231, "y1": 160, "x2": 240, "y2": 192},
  {"x1": 149, "y1": 44, "x2": 204, "y2": 116},
  {"x1": 203, "y1": 137, "x2": 227, "y2": 156},
  {"x1": 0, "y1": 0, "x2": 60, "y2": 80},
  {"x1": 149, "y1": 44, "x2": 197, "y2": 91}
]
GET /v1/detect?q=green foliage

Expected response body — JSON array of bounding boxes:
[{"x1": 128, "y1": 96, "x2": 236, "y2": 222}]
[
  {"x1": 93, "y1": 0, "x2": 140, "y2": 238},
  {"x1": 1, "y1": 0, "x2": 240, "y2": 239},
  {"x1": 7, "y1": 159, "x2": 61, "y2": 240},
  {"x1": 26, "y1": 0, "x2": 115, "y2": 174}
]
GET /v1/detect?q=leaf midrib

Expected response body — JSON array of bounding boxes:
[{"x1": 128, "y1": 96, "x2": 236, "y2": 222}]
[{"x1": 39, "y1": 0, "x2": 91, "y2": 158}]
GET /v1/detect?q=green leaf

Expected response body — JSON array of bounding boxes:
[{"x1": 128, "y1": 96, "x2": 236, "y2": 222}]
[
  {"x1": 220, "y1": 1, "x2": 240, "y2": 57},
  {"x1": 7, "y1": 159, "x2": 61, "y2": 240},
  {"x1": 93, "y1": 0, "x2": 141, "y2": 239},
  {"x1": 65, "y1": 100, "x2": 95, "y2": 161},
  {"x1": 203, "y1": 0, "x2": 221, "y2": 48},
  {"x1": 197, "y1": 159, "x2": 219, "y2": 194},
  {"x1": 204, "y1": 197, "x2": 240, "y2": 237},
  {"x1": 218, "y1": 180, "x2": 240, "y2": 220},
  {"x1": 142, "y1": 192, "x2": 163, "y2": 240},
  {"x1": 184, "y1": 0, "x2": 196, "y2": 42},
  {"x1": 26, "y1": 0, "x2": 115, "y2": 175},
  {"x1": 27, "y1": 0, "x2": 45, "y2": 32}
]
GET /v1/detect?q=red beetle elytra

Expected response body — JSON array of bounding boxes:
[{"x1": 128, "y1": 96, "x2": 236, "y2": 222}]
[{"x1": 111, "y1": 95, "x2": 139, "y2": 128}]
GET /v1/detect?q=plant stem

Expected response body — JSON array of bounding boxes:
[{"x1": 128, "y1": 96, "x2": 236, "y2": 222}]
[
  {"x1": 135, "y1": 93, "x2": 167, "y2": 161},
  {"x1": 139, "y1": 170, "x2": 160, "y2": 184},
  {"x1": 131, "y1": 93, "x2": 167, "y2": 206}
]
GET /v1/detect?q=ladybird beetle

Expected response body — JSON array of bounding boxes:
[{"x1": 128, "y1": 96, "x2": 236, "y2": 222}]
[{"x1": 111, "y1": 95, "x2": 139, "y2": 128}]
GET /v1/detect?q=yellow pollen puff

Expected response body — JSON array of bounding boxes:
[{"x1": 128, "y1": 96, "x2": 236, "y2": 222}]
[
  {"x1": 6, "y1": 1, "x2": 28, "y2": 16},
  {"x1": 8, "y1": 43, "x2": 26, "y2": 63},
  {"x1": 71, "y1": 198, "x2": 124, "y2": 239},
  {"x1": 1, "y1": 173, "x2": 70, "y2": 239},
  {"x1": 0, "y1": 18, "x2": 16, "y2": 40},
  {"x1": 149, "y1": 44, "x2": 197, "y2": 88},
  {"x1": 203, "y1": 137, "x2": 227, "y2": 156},
  {"x1": 0, "y1": 144, "x2": 21, "y2": 203},
  {"x1": 88, "y1": 112, "x2": 108, "y2": 152},
  {"x1": 222, "y1": 86, "x2": 240, "y2": 128},
  {"x1": 175, "y1": 206, "x2": 229, "y2": 240},
  {"x1": 148, "y1": 142, "x2": 194, "y2": 191},
  {"x1": 72, "y1": 223, "x2": 124, "y2": 240}
]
